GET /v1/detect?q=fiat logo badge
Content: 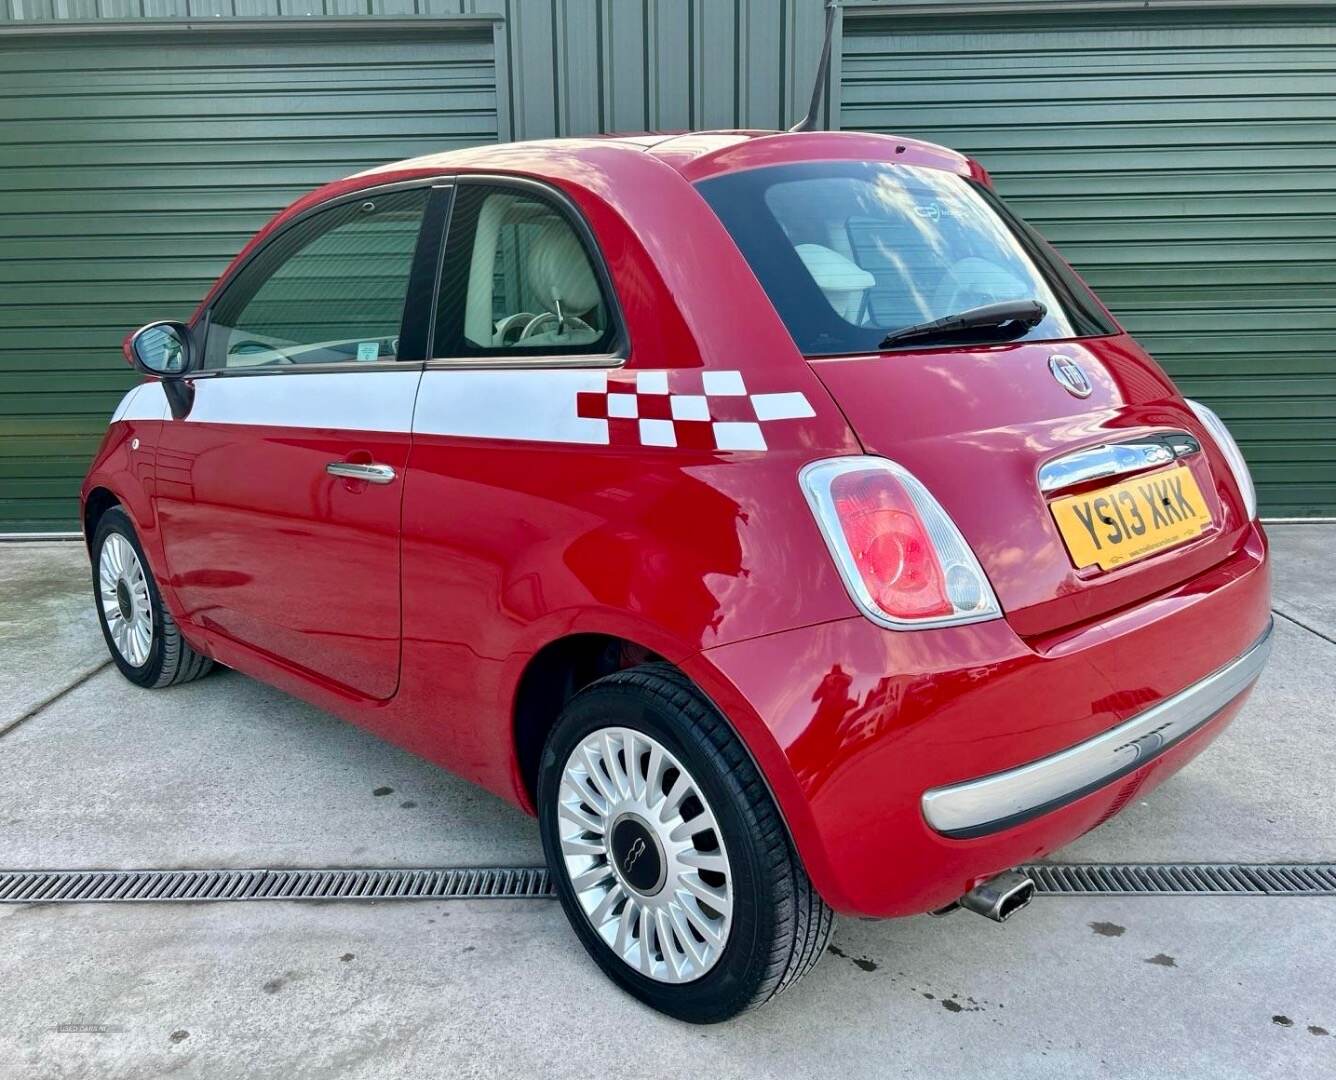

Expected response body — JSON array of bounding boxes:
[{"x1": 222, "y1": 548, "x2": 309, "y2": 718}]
[
  {"x1": 1049, "y1": 354, "x2": 1092, "y2": 398},
  {"x1": 623, "y1": 837, "x2": 647, "y2": 874}
]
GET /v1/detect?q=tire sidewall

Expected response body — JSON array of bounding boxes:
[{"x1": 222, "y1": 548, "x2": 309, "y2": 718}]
[
  {"x1": 538, "y1": 674, "x2": 783, "y2": 1024},
  {"x1": 92, "y1": 508, "x2": 170, "y2": 688}
]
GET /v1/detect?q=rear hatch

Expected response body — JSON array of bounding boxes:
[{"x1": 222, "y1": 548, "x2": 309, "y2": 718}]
[
  {"x1": 696, "y1": 154, "x2": 1250, "y2": 639},
  {"x1": 809, "y1": 337, "x2": 1245, "y2": 638}
]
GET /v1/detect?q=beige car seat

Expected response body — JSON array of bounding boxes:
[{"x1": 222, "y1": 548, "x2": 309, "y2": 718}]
[{"x1": 516, "y1": 219, "x2": 603, "y2": 347}]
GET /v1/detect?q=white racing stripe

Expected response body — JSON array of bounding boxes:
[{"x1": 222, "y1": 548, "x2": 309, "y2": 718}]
[
  {"x1": 187, "y1": 369, "x2": 420, "y2": 432},
  {"x1": 103, "y1": 367, "x2": 815, "y2": 452},
  {"x1": 109, "y1": 371, "x2": 419, "y2": 432},
  {"x1": 110, "y1": 382, "x2": 169, "y2": 423},
  {"x1": 414, "y1": 368, "x2": 611, "y2": 445}
]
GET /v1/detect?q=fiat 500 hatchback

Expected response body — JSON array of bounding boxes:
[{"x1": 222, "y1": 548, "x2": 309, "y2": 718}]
[{"x1": 84, "y1": 129, "x2": 1271, "y2": 1023}]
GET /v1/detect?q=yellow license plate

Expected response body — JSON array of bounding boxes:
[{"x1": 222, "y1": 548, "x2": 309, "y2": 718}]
[{"x1": 1050, "y1": 464, "x2": 1211, "y2": 571}]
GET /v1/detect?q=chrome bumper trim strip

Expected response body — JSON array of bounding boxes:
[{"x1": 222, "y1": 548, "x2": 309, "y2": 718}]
[{"x1": 921, "y1": 619, "x2": 1274, "y2": 838}]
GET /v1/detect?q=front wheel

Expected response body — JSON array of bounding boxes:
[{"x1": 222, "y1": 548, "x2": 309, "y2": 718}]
[
  {"x1": 538, "y1": 663, "x2": 833, "y2": 1023},
  {"x1": 92, "y1": 507, "x2": 214, "y2": 689}
]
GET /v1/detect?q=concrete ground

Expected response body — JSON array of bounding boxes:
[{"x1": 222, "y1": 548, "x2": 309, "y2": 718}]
[{"x1": 0, "y1": 528, "x2": 1333, "y2": 1078}]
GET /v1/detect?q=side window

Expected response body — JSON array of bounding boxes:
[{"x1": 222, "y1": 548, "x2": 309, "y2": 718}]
[
  {"x1": 433, "y1": 183, "x2": 617, "y2": 358},
  {"x1": 204, "y1": 187, "x2": 429, "y2": 370}
]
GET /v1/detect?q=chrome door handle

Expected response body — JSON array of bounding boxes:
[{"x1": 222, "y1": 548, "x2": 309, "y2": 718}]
[{"x1": 325, "y1": 461, "x2": 397, "y2": 485}]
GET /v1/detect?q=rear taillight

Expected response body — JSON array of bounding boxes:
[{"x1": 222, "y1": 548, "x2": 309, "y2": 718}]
[
  {"x1": 800, "y1": 456, "x2": 1000, "y2": 629},
  {"x1": 1186, "y1": 399, "x2": 1257, "y2": 522}
]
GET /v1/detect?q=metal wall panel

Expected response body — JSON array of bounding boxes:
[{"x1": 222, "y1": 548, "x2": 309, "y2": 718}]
[
  {"x1": 0, "y1": 1, "x2": 827, "y2": 532},
  {"x1": 842, "y1": 6, "x2": 1336, "y2": 515},
  {"x1": 0, "y1": 24, "x2": 498, "y2": 530},
  {"x1": 1, "y1": 2, "x2": 1331, "y2": 527},
  {"x1": 2, "y1": 0, "x2": 497, "y2": 16},
  {"x1": 503, "y1": 0, "x2": 828, "y2": 139},
  {"x1": 0, "y1": 0, "x2": 827, "y2": 135}
]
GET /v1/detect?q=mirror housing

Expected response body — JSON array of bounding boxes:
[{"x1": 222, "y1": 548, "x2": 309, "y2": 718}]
[{"x1": 124, "y1": 320, "x2": 192, "y2": 378}]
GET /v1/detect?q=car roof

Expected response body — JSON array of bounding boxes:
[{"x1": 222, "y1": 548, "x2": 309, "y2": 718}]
[
  {"x1": 351, "y1": 128, "x2": 972, "y2": 186},
  {"x1": 238, "y1": 130, "x2": 979, "y2": 282},
  {"x1": 194, "y1": 129, "x2": 980, "y2": 326}
]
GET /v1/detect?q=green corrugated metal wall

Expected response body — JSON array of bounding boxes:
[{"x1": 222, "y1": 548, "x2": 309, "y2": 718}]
[
  {"x1": 0, "y1": 1, "x2": 829, "y2": 138},
  {"x1": 0, "y1": 1, "x2": 831, "y2": 533},
  {"x1": 842, "y1": 5, "x2": 1336, "y2": 517},
  {"x1": 0, "y1": 2, "x2": 1332, "y2": 530},
  {"x1": 0, "y1": 23, "x2": 498, "y2": 531},
  {"x1": 499, "y1": 0, "x2": 827, "y2": 138}
]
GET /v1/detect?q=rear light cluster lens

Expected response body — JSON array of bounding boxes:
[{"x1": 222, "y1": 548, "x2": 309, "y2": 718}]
[
  {"x1": 800, "y1": 456, "x2": 1001, "y2": 629},
  {"x1": 827, "y1": 469, "x2": 951, "y2": 619},
  {"x1": 1186, "y1": 399, "x2": 1257, "y2": 522}
]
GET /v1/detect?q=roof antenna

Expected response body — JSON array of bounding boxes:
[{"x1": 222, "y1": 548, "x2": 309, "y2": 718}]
[{"x1": 789, "y1": 0, "x2": 839, "y2": 133}]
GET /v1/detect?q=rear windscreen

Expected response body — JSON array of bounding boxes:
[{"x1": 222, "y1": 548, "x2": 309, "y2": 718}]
[{"x1": 696, "y1": 161, "x2": 1115, "y2": 357}]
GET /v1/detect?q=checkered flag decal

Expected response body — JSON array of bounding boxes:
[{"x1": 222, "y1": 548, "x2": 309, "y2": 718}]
[{"x1": 577, "y1": 370, "x2": 815, "y2": 451}]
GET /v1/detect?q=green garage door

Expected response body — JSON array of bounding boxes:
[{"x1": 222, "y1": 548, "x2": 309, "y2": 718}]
[
  {"x1": 0, "y1": 24, "x2": 498, "y2": 533},
  {"x1": 842, "y1": 7, "x2": 1336, "y2": 516}
]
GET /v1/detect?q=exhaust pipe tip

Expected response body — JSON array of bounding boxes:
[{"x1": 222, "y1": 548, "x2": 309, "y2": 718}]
[{"x1": 958, "y1": 870, "x2": 1034, "y2": 923}]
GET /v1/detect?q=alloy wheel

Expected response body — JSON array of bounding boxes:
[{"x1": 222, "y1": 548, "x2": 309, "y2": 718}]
[
  {"x1": 98, "y1": 532, "x2": 153, "y2": 667},
  {"x1": 556, "y1": 726, "x2": 733, "y2": 984}
]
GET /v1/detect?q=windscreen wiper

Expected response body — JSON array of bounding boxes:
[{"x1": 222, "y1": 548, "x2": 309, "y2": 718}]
[{"x1": 878, "y1": 300, "x2": 1047, "y2": 350}]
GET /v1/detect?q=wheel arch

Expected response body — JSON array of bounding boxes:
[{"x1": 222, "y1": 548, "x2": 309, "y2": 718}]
[
  {"x1": 509, "y1": 628, "x2": 828, "y2": 907},
  {"x1": 80, "y1": 469, "x2": 180, "y2": 633},
  {"x1": 511, "y1": 632, "x2": 666, "y2": 811},
  {"x1": 83, "y1": 486, "x2": 122, "y2": 550}
]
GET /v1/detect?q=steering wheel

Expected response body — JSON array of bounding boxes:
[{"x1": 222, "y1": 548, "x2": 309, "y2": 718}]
[
  {"x1": 937, "y1": 281, "x2": 996, "y2": 318},
  {"x1": 934, "y1": 258, "x2": 1027, "y2": 318},
  {"x1": 520, "y1": 312, "x2": 592, "y2": 341},
  {"x1": 494, "y1": 313, "x2": 537, "y2": 347},
  {"x1": 229, "y1": 340, "x2": 293, "y2": 364}
]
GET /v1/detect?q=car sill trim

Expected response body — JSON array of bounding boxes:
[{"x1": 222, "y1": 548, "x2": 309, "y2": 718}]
[{"x1": 921, "y1": 619, "x2": 1274, "y2": 839}]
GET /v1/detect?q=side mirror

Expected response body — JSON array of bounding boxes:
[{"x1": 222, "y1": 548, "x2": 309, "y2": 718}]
[{"x1": 124, "y1": 321, "x2": 192, "y2": 378}]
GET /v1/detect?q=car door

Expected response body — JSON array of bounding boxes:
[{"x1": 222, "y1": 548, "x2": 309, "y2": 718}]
[
  {"x1": 154, "y1": 183, "x2": 449, "y2": 701},
  {"x1": 394, "y1": 177, "x2": 633, "y2": 780}
]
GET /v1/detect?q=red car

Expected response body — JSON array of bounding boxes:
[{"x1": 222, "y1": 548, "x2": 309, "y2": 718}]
[{"x1": 83, "y1": 129, "x2": 1271, "y2": 1023}]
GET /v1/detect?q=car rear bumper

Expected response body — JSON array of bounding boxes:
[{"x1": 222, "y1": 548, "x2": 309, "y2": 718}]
[
  {"x1": 696, "y1": 521, "x2": 1271, "y2": 917},
  {"x1": 921, "y1": 619, "x2": 1273, "y2": 839}
]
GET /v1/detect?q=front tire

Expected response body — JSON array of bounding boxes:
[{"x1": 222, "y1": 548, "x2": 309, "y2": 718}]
[
  {"x1": 92, "y1": 507, "x2": 213, "y2": 689},
  {"x1": 538, "y1": 663, "x2": 833, "y2": 1023}
]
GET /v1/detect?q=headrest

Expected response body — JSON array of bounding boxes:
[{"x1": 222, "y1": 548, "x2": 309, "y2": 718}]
[
  {"x1": 526, "y1": 221, "x2": 602, "y2": 316},
  {"x1": 795, "y1": 243, "x2": 876, "y2": 292}
]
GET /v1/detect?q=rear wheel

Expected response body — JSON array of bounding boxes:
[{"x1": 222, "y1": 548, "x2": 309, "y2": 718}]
[
  {"x1": 538, "y1": 663, "x2": 833, "y2": 1023},
  {"x1": 92, "y1": 507, "x2": 213, "y2": 689}
]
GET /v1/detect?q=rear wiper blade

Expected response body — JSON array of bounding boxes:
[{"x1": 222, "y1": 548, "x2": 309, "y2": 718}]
[{"x1": 878, "y1": 300, "x2": 1047, "y2": 350}]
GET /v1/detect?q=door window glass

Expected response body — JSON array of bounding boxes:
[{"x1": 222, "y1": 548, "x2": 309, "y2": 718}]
[
  {"x1": 433, "y1": 183, "x2": 617, "y2": 358},
  {"x1": 205, "y1": 187, "x2": 429, "y2": 369}
]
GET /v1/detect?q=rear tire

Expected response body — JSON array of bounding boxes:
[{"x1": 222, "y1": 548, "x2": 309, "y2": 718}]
[
  {"x1": 92, "y1": 507, "x2": 214, "y2": 689},
  {"x1": 538, "y1": 662, "x2": 833, "y2": 1023}
]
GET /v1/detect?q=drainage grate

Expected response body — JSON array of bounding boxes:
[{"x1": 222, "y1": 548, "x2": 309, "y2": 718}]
[
  {"x1": 2, "y1": 863, "x2": 1333, "y2": 904},
  {"x1": 0, "y1": 866, "x2": 553, "y2": 904},
  {"x1": 1023, "y1": 863, "x2": 1336, "y2": 897}
]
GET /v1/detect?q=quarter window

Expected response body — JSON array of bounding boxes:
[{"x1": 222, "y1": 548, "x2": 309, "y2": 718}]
[
  {"x1": 433, "y1": 183, "x2": 617, "y2": 358},
  {"x1": 204, "y1": 188, "x2": 429, "y2": 369}
]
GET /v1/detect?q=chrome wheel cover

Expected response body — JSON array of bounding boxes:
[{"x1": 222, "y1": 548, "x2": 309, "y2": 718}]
[
  {"x1": 557, "y1": 726, "x2": 733, "y2": 984},
  {"x1": 98, "y1": 533, "x2": 153, "y2": 667}
]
